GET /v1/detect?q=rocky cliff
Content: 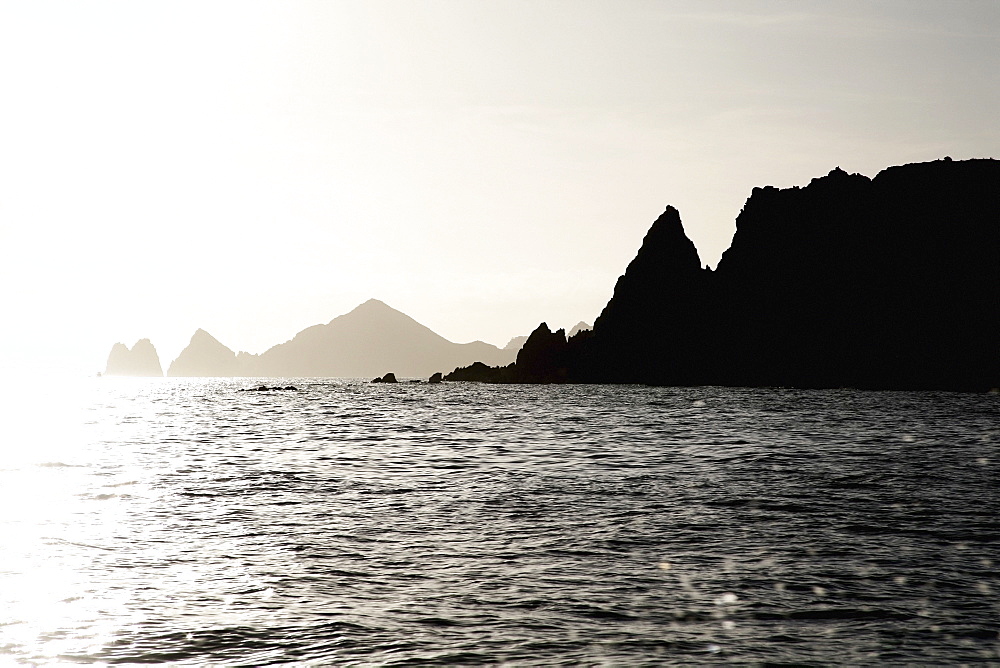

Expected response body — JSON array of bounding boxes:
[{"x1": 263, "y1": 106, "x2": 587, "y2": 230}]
[
  {"x1": 446, "y1": 158, "x2": 999, "y2": 391},
  {"x1": 104, "y1": 339, "x2": 163, "y2": 376}
]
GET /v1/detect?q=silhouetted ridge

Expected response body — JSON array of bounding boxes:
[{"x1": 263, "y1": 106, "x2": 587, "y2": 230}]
[
  {"x1": 104, "y1": 339, "x2": 163, "y2": 377},
  {"x1": 444, "y1": 158, "x2": 999, "y2": 391},
  {"x1": 252, "y1": 299, "x2": 514, "y2": 377},
  {"x1": 162, "y1": 300, "x2": 518, "y2": 377},
  {"x1": 168, "y1": 329, "x2": 240, "y2": 377}
]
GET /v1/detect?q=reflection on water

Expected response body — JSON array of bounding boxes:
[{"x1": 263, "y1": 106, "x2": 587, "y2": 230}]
[{"x1": 1, "y1": 379, "x2": 998, "y2": 665}]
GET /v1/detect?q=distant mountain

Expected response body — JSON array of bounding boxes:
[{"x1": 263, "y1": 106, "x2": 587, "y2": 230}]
[
  {"x1": 567, "y1": 321, "x2": 591, "y2": 337},
  {"x1": 167, "y1": 329, "x2": 242, "y2": 377},
  {"x1": 446, "y1": 158, "x2": 1000, "y2": 391},
  {"x1": 104, "y1": 339, "x2": 163, "y2": 376},
  {"x1": 503, "y1": 336, "x2": 528, "y2": 352},
  {"x1": 166, "y1": 299, "x2": 518, "y2": 378}
]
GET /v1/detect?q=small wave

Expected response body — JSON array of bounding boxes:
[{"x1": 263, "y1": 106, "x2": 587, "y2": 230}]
[
  {"x1": 42, "y1": 537, "x2": 115, "y2": 551},
  {"x1": 4, "y1": 383, "x2": 996, "y2": 667},
  {"x1": 754, "y1": 607, "x2": 913, "y2": 621}
]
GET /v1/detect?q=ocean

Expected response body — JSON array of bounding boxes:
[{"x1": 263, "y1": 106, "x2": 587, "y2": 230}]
[{"x1": 1, "y1": 379, "x2": 997, "y2": 665}]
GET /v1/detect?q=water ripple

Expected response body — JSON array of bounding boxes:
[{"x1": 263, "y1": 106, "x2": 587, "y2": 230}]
[{"x1": 0, "y1": 380, "x2": 997, "y2": 665}]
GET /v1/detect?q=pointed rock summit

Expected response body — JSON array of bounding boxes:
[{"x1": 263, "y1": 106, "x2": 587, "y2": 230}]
[
  {"x1": 104, "y1": 339, "x2": 163, "y2": 376},
  {"x1": 168, "y1": 329, "x2": 240, "y2": 377},
  {"x1": 585, "y1": 204, "x2": 713, "y2": 384}
]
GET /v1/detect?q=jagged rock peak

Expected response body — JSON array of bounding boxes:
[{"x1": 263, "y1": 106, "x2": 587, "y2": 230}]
[
  {"x1": 626, "y1": 206, "x2": 703, "y2": 276},
  {"x1": 515, "y1": 323, "x2": 565, "y2": 364},
  {"x1": 591, "y1": 205, "x2": 704, "y2": 336},
  {"x1": 512, "y1": 322, "x2": 571, "y2": 382},
  {"x1": 104, "y1": 338, "x2": 163, "y2": 377}
]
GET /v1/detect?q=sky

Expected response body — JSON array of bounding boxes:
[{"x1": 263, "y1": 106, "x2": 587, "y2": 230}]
[{"x1": 1, "y1": 0, "x2": 998, "y2": 376}]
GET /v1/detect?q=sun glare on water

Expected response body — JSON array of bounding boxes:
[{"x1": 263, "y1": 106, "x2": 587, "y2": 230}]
[{"x1": 0, "y1": 378, "x2": 161, "y2": 662}]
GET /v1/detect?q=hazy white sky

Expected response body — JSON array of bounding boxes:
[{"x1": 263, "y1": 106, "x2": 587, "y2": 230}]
[{"x1": 2, "y1": 0, "x2": 998, "y2": 375}]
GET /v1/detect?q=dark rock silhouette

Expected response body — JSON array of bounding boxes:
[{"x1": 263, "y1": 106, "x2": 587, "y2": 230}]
[
  {"x1": 445, "y1": 322, "x2": 594, "y2": 383},
  {"x1": 514, "y1": 323, "x2": 572, "y2": 383},
  {"x1": 500, "y1": 324, "x2": 588, "y2": 357},
  {"x1": 371, "y1": 372, "x2": 398, "y2": 384},
  {"x1": 445, "y1": 158, "x2": 999, "y2": 391},
  {"x1": 584, "y1": 204, "x2": 710, "y2": 385},
  {"x1": 239, "y1": 385, "x2": 298, "y2": 392},
  {"x1": 163, "y1": 299, "x2": 518, "y2": 378},
  {"x1": 104, "y1": 339, "x2": 163, "y2": 377},
  {"x1": 444, "y1": 361, "x2": 512, "y2": 383},
  {"x1": 428, "y1": 372, "x2": 443, "y2": 384}
]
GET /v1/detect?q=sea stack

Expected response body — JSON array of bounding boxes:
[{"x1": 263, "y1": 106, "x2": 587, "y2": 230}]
[{"x1": 104, "y1": 339, "x2": 164, "y2": 377}]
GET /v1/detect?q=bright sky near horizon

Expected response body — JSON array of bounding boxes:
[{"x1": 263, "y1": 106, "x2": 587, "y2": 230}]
[{"x1": 1, "y1": 0, "x2": 998, "y2": 376}]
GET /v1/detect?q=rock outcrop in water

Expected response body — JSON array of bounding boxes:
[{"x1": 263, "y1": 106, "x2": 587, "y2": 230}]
[
  {"x1": 104, "y1": 339, "x2": 163, "y2": 377},
  {"x1": 163, "y1": 299, "x2": 518, "y2": 377},
  {"x1": 445, "y1": 324, "x2": 591, "y2": 383},
  {"x1": 238, "y1": 385, "x2": 298, "y2": 392},
  {"x1": 445, "y1": 158, "x2": 1000, "y2": 391}
]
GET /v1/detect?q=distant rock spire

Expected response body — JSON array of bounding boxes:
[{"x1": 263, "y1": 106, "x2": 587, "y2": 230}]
[{"x1": 104, "y1": 339, "x2": 163, "y2": 376}]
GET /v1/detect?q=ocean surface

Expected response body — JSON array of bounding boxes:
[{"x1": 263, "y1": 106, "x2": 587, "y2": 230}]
[{"x1": 1, "y1": 379, "x2": 998, "y2": 666}]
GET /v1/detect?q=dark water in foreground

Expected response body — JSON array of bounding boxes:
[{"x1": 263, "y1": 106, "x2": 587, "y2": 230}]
[{"x1": 1, "y1": 380, "x2": 998, "y2": 665}]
